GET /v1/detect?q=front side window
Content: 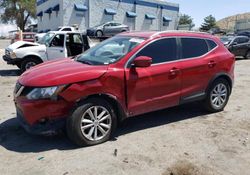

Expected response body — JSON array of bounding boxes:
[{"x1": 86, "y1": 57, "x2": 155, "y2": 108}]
[
  {"x1": 181, "y1": 38, "x2": 208, "y2": 59},
  {"x1": 76, "y1": 36, "x2": 145, "y2": 65},
  {"x1": 136, "y1": 38, "x2": 178, "y2": 64},
  {"x1": 50, "y1": 34, "x2": 64, "y2": 47},
  {"x1": 37, "y1": 32, "x2": 54, "y2": 45}
]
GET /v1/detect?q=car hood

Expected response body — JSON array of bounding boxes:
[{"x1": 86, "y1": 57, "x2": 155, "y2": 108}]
[
  {"x1": 18, "y1": 59, "x2": 109, "y2": 87},
  {"x1": 7, "y1": 41, "x2": 40, "y2": 51}
]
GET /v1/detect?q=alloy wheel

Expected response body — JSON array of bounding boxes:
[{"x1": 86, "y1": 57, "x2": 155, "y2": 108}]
[
  {"x1": 80, "y1": 106, "x2": 112, "y2": 141},
  {"x1": 210, "y1": 83, "x2": 228, "y2": 109}
]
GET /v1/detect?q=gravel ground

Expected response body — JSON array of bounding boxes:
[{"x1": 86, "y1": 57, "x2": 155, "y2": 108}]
[{"x1": 0, "y1": 40, "x2": 250, "y2": 175}]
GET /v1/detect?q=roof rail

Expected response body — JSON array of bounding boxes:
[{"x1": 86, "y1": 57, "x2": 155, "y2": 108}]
[{"x1": 151, "y1": 30, "x2": 210, "y2": 37}]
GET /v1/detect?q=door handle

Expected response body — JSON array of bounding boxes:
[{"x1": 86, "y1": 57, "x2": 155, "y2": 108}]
[
  {"x1": 208, "y1": 61, "x2": 216, "y2": 68},
  {"x1": 169, "y1": 67, "x2": 180, "y2": 76},
  {"x1": 60, "y1": 50, "x2": 63, "y2": 53}
]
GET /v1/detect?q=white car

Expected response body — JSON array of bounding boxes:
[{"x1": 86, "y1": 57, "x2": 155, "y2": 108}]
[
  {"x1": 3, "y1": 31, "x2": 91, "y2": 72},
  {"x1": 35, "y1": 26, "x2": 77, "y2": 42}
]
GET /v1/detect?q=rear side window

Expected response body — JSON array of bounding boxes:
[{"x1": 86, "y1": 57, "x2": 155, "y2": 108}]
[
  {"x1": 206, "y1": 39, "x2": 217, "y2": 50},
  {"x1": 181, "y1": 38, "x2": 208, "y2": 59},
  {"x1": 136, "y1": 38, "x2": 178, "y2": 64},
  {"x1": 62, "y1": 28, "x2": 72, "y2": 31}
]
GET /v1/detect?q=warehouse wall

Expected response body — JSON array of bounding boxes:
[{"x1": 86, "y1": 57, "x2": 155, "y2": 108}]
[
  {"x1": 62, "y1": 0, "x2": 89, "y2": 30},
  {"x1": 37, "y1": 0, "x2": 179, "y2": 32},
  {"x1": 37, "y1": 0, "x2": 64, "y2": 32}
]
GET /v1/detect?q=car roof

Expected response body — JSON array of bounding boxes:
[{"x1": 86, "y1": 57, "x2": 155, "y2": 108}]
[
  {"x1": 48, "y1": 31, "x2": 82, "y2": 34},
  {"x1": 119, "y1": 30, "x2": 216, "y2": 39}
]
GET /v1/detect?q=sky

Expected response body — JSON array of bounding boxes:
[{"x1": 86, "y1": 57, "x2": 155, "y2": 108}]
[
  {"x1": 1, "y1": 0, "x2": 249, "y2": 36},
  {"x1": 169, "y1": 0, "x2": 249, "y2": 28}
]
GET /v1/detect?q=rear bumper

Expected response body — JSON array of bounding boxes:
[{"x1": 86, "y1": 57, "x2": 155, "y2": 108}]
[{"x1": 3, "y1": 55, "x2": 21, "y2": 65}]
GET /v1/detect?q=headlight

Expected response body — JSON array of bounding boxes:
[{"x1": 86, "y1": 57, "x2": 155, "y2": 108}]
[
  {"x1": 26, "y1": 85, "x2": 66, "y2": 100},
  {"x1": 10, "y1": 51, "x2": 17, "y2": 59}
]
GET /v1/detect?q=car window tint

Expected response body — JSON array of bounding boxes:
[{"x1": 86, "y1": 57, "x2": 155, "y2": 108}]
[
  {"x1": 62, "y1": 28, "x2": 72, "y2": 31},
  {"x1": 181, "y1": 38, "x2": 208, "y2": 59},
  {"x1": 136, "y1": 38, "x2": 178, "y2": 64},
  {"x1": 239, "y1": 37, "x2": 249, "y2": 43},
  {"x1": 206, "y1": 39, "x2": 217, "y2": 50}
]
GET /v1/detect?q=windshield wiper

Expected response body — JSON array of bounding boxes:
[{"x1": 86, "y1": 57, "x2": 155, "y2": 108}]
[{"x1": 77, "y1": 59, "x2": 93, "y2": 65}]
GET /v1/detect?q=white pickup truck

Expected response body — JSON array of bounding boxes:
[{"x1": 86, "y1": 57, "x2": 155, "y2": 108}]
[{"x1": 3, "y1": 31, "x2": 91, "y2": 72}]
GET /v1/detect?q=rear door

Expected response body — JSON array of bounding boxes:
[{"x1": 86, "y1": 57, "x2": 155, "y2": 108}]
[
  {"x1": 234, "y1": 37, "x2": 249, "y2": 56},
  {"x1": 125, "y1": 38, "x2": 181, "y2": 116},
  {"x1": 46, "y1": 34, "x2": 66, "y2": 60},
  {"x1": 179, "y1": 37, "x2": 217, "y2": 102}
]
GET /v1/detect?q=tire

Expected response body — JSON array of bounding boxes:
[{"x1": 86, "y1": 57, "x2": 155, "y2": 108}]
[
  {"x1": 204, "y1": 78, "x2": 230, "y2": 112},
  {"x1": 245, "y1": 50, "x2": 250, "y2": 59},
  {"x1": 96, "y1": 30, "x2": 103, "y2": 37},
  {"x1": 66, "y1": 98, "x2": 117, "y2": 147},
  {"x1": 20, "y1": 57, "x2": 42, "y2": 72}
]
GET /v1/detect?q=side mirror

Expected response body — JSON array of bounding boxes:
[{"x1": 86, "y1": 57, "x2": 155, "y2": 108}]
[{"x1": 132, "y1": 56, "x2": 152, "y2": 68}]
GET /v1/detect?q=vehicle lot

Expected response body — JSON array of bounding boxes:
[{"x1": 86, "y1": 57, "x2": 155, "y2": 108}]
[{"x1": 0, "y1": 39, "x2": 250, "y2": 175}]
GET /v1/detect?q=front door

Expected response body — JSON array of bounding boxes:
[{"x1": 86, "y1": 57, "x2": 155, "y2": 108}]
[
  {"x1": 125, "y1": 38, "x2": 181, "y2": 116},
  {"x1": 46, "y1": 34, "x2": 66, "y2": 60}
]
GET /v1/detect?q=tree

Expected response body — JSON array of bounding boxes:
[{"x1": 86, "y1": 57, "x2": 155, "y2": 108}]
[
  {"x1": 179, "y1": 14, "x2": 194, "y2": 26},
  {"x1": 200, "y1": 15, "x2": 217, "y2": 31},
  {"x1": 0, "y1": 0, "x2": 36, "y2": 31}
]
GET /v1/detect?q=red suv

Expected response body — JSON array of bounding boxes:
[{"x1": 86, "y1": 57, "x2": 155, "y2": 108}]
[{"x1": 14, "y1": 31, "x2": 235, "y2": 146}]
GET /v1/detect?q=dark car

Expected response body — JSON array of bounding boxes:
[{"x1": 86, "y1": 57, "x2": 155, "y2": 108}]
[
  {"x1": 14, "y1": 31, "x2": 235, "y2": 146},
  {"x1": 221, "y1": 36, "x2": 250, "y2": 59},
  {"x1": 87, "y1": 21, "x2": 129, "y2": 37},
  {"x1": 208, "y1": 27, "x2": 226, "y2": 35},
  {"x1": 237, "y1": 31, "x2": 250, "y2": 38}
]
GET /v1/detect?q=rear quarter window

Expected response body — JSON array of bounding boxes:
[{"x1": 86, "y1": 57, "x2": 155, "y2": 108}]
[
  {"x1": 206, "y1": 39, "x2": 217, "y2": 50},
  {"x1": 181, "y1": 38, "x2": 209, "y2": 59}
]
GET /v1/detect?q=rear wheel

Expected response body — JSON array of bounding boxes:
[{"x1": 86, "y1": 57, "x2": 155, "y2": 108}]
[
  {"x1": 20, "y1": 57, "x2": 42, "y2": 72},
  {"x1": 96, "y1": 30, "x2": 103, "y2": 37},
  {"x1": 204, "y1": 78, "x2": 230, "y2": 112},
  {"x1": 66, "y1": 98, "x2": 117, "y2": 147},
  {"x1": 245, "y1": 50, "x2": 250, "y2": 59}
]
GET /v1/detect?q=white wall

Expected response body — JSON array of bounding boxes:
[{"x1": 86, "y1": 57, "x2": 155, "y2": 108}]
[
  {"x1": 37, "y1": 0, "x2": 179, "y2": 32},
  {"x1": 62, "y1": 0, "x2": 89, "y2": 31},
  {"x1": 37, "y1": 0, "x2": 64, "y2": 32}
]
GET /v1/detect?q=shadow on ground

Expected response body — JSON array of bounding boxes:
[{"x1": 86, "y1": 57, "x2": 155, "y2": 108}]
[
  {"x1": 0, "y1": 102, "x2": 209, "y2": 153},
  {"x1": 0, "y1": 69, "x2": 21, "y2": 76}
]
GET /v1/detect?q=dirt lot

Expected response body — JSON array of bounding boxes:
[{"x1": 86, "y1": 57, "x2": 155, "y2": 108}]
[{"x1": 0, "y1": 40, "x2": 249, "y2": 175}]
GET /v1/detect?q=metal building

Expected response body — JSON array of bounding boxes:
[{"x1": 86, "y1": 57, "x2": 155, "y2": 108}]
[{"x1": 36, "y1": 0, "x2": 179, "y2": 33}]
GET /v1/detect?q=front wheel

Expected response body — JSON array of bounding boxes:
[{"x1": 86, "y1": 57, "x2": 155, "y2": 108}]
[
  {"x1": 204, "y1": 78, "x2": 230, "y2": 112},
  {"x1": 20, "y1": 57, "x2": 42, "y2": 72},
  {"x1": 96, "y1": 30, "x2": 103, "y2": 37},
  {"x1": 66, "y1": 98, "x2": 117, "y2": 147}
]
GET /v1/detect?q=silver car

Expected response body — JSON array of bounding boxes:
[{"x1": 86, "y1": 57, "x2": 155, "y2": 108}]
[{"x1": 87, "y1": 21, "x2": 129, "y2": 37}]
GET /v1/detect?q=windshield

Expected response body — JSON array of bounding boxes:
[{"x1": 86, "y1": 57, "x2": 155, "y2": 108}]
[
  {"x1": 220, "y1": 37, "x2": 233, "y2": 44},
  {"x1": 37, "y1": 33, "x2": 54, "y2": 45},
  {"x1": 76, "y1": 36, "x2": 145, "y2": 65}
]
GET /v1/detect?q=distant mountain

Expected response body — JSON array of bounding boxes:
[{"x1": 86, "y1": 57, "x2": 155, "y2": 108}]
[{"x1": 217, "y1": 12, "x2": 250, "y2": 32}]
